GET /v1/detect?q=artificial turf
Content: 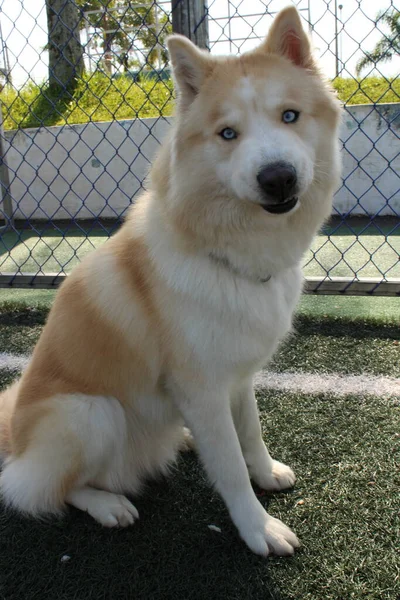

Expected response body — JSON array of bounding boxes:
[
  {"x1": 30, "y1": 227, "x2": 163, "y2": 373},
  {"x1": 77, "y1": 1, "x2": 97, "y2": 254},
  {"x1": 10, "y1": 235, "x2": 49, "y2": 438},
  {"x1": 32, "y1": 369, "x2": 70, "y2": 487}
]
[
  {"x1": 0, "y1": 303, "x2": 399, "y2": 600},
  {"x1": 1, "y1": 217, "x2": 399, "y2": 280}
]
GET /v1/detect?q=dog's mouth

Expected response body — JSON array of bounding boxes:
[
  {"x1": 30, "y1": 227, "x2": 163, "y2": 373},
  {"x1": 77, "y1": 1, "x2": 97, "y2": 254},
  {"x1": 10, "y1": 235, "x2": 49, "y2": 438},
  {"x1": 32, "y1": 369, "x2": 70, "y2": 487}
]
[{"x1": 260, "y1": 197, "x2": 299, "y2": 215}]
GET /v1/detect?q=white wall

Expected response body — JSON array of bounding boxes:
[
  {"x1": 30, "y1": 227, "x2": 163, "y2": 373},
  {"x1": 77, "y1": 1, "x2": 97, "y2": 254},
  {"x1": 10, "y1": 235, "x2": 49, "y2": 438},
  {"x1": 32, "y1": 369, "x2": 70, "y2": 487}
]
[
  {"x1": 2, "y1": 104, "x2": 399, "y2": 220},
  {"x1": 335, "y1": 104, "x2": 399, "y2": 216},
  {"x1": 3, "y1": 117, "x2": 169, "y2": 221}
]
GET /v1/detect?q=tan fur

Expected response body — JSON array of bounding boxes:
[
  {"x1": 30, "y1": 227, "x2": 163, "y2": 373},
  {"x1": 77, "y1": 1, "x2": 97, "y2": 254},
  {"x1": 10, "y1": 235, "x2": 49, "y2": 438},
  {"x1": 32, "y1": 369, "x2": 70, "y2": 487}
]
[
  {"x1": 0, "y1": 7, "x2": 341, "y2": 556},
  {"x1": 0, "y1": 381, "x2": 19, "y2": 456}
]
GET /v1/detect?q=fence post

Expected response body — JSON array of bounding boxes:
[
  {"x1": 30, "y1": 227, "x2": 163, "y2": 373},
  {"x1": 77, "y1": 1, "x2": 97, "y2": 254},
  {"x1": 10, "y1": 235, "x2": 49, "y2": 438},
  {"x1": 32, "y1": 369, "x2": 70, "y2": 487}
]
[
  {"x1": 171, "y1": 0, "x2": 209, "y2": 49},
  {"x1": 0, "y1": 100, "x2": 13, "y2": 233}
]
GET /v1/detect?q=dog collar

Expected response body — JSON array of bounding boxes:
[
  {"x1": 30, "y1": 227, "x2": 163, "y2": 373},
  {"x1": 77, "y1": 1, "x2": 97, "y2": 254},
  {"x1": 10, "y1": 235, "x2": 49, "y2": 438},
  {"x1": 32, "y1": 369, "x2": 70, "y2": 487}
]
[{"x1": 209, "y1": 252, "x2": 271, "y2": 284}]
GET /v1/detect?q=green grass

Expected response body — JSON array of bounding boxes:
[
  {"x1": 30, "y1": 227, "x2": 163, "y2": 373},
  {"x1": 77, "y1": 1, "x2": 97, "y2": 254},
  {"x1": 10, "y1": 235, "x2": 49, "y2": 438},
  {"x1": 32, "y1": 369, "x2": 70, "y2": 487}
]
[
  {"x1": 0, "y1": 306, "x2": 399, "y2": 599},
  {"x1": 255, "y1": 389, "x2": 400, "y2": 600},
  {"x1": 0, "y1": 226, "x2": 109, "y2": 274},
  {"x1": 273, "y1": 316, "x2": 400, "y2": 377},
  {"x1": 305, "y1": 218, "x2": 400, "y2": 280},
  {"x1": 305, "y1": 236, "x2": 400, "y2": 280},
  {"x1": 1, "y1": 219, "x2": 399, "y2": 323},
  {"x1": 1, "y1": 306, "x2": 398, "y2": 377},
  {"x1": 1, "y1": 75, "x2": 398, "y2": 131},
  {"x1": 0, "y1": 389, "x2": 398, "y2": 600},
  {"x1": 1, "y1": 219, "x2": 399, "y2": 282},
  {"x1": 297, "y1": 295, "x2": 400, "y2": 324},
  {"x1": 1, "y1": 290, "x2": 400, "y2": 325},
  {"x1": 0, "y1": 288, "x2": 57, "y2": 308}
]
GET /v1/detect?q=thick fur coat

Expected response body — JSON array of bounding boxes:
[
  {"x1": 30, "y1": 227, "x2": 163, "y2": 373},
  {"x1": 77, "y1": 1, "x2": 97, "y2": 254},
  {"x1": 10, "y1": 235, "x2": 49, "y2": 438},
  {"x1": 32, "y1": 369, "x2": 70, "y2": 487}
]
[{"x1": 0, "y1": 7, "x2": 341, "y2": 556}]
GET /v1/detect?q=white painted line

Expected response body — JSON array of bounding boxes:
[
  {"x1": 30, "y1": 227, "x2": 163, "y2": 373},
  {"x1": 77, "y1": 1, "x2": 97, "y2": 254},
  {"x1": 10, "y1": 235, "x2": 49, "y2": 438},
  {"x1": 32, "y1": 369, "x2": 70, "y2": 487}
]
[
  {"x1": 0, "y1": 352, "x2": 30, "y2": 372},
  {"x1": 0, "y1": 352, "x2": 399, "y2": 399},
  {"x1": 254, "y1": 371, "x2": 400, "y2": 399}
]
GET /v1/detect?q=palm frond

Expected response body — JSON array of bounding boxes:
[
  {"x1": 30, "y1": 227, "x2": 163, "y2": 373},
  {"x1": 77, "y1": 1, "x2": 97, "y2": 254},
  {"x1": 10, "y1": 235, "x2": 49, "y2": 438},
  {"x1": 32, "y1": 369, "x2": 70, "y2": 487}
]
[{"x1": 356, "y1": 7, "x2": 400, "y2": 75}]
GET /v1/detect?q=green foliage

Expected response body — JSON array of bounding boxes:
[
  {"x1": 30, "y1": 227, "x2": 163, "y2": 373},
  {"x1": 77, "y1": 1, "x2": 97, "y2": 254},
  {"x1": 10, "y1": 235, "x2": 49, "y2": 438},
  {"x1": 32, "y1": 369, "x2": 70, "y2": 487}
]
[
  {"x1": 1, "y1": 75, "x2": 399, "y2": 131},
  {"x1": 1, "y1": 72, "x2": 174, "y2": 130},
  {"x1": 333, "y1": 76, "x2": 400, "y2": 105},
  {"x1": 356, "y1": 8, "x2": 400, "y2": 75}
]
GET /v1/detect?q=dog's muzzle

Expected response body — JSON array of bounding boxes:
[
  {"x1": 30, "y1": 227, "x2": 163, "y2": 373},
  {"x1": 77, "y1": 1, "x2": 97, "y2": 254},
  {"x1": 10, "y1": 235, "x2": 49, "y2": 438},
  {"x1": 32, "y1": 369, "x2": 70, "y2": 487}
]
[{"x1": 257, "y1": 162, "x2": 298, "y2": 214}]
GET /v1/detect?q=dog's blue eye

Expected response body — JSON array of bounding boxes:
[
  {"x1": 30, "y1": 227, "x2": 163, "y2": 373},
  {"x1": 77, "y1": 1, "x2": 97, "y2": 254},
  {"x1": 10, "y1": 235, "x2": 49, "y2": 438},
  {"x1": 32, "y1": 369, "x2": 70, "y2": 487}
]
[
  {"x1": 220, "y1": 128, "x2": 238, "y2": 140},
  {"x1": 282, "y1": 110, "x2": 300, "y2": 124}
]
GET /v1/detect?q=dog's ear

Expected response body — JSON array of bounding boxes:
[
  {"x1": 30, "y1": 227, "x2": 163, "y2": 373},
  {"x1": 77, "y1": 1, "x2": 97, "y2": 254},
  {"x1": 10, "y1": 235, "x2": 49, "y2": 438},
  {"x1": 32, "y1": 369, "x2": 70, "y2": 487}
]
[
  {"x1": 262, "y1": 6, "x2": 314, "y2": 69},
  {"x1": 167, "y1": 35, "x2": 213, "y2": 106}
]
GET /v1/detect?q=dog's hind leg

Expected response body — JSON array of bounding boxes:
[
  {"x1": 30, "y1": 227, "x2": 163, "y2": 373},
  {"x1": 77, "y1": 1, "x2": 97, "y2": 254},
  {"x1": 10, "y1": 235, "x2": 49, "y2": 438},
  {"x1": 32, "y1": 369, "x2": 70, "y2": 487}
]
[
  {"x1": 180, "y1": 426, "x2": 196, "y2": 452},
  {"x1": 0, "y1": 393, "x2": 139, "y2": 525},
  {"x1": 66, "y1": 486, "x2": 138, "y2": 527}
]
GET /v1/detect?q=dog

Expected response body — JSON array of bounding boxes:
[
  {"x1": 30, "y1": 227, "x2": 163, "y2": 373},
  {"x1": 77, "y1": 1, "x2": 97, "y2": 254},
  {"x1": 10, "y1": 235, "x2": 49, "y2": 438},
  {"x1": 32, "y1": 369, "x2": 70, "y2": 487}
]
[{"x1": 0, "y1": 6, "x2": 341, "y2": 557}]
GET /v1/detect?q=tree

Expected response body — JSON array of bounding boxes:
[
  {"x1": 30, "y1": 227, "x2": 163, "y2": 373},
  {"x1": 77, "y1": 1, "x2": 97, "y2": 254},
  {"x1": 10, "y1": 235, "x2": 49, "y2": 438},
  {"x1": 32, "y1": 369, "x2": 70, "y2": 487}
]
[
  {"x1": 356, "y1": 8, "x2": 400, "y2": 75},
  {"x1": 77, "y1": 0, "x2": 171, "y2": 74},
  {"x1": 46, "y1": 0, "x2": 85, "y2": 89}
]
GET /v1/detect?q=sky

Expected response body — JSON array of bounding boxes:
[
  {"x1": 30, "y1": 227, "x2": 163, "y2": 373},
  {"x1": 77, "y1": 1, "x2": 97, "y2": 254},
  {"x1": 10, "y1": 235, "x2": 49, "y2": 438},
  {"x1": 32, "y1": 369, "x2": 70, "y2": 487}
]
[{"x1": 0, "y1": 0, "x2": 398, "y2": 88}]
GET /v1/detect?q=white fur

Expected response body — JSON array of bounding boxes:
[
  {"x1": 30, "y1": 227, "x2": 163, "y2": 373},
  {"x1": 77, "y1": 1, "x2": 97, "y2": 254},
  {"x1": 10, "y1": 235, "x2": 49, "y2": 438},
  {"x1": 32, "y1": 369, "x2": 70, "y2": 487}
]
[
  {"x1": 1, "y1": 394, "x2": 126, "y2": 515},
  {"x1": 1, "y1": 391, "x2": 183, "y2": 519},
  {"x1": 234, "y1": 77, "x2": 258, "y2": 103},
  {"x1": 215, "y1": 113, "x2": 315, "y2": 205},
  {"x1": 66, "y1": 487, "x2": 139, "y2": 527}
]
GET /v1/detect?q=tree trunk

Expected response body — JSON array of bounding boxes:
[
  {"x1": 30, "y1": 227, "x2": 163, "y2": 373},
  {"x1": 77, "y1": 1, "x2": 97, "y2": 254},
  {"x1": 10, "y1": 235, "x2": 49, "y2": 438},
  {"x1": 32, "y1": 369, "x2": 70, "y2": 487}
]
[
  {"x1": 103, "y1": 23, "x2": 114, "y2": 75},
  {"x1": 171, "y1": 0, "x2": 209, "y2": 49},
  {"x1": 46, "y1": 0, "x2": 84, "y2": 89}
]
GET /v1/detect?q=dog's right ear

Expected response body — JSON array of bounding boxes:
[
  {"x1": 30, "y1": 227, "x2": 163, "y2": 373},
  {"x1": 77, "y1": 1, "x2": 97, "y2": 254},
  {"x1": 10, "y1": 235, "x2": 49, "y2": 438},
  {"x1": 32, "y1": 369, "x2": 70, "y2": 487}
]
[{"x1": 167, "y1": 36, "x2": 213, "y2": 107}]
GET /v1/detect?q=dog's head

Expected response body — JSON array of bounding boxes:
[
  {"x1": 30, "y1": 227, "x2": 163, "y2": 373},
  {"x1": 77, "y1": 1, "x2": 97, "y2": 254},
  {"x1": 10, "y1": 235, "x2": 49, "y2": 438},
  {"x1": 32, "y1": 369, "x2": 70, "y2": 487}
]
[{"x1": 158, "y1": 7, "x2": 341, "y2": 248}]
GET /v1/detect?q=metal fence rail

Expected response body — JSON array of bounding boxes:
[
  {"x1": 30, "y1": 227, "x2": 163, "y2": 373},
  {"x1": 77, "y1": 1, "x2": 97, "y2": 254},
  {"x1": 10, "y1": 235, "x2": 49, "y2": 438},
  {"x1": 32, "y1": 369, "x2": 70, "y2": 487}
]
[{"x1": 0, "y1": 0, "x2": 399, "y2": 295}]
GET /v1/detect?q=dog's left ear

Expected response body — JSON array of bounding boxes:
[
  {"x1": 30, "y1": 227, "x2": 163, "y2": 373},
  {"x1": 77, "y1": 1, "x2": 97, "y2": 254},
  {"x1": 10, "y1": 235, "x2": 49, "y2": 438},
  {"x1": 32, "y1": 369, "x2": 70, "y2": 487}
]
[
  {"x1": 167, "y1": 35, "x2": 213, "y2": 107},
  {"x1": 262, "y1": 6, "x2": 315, "y2": 69}
]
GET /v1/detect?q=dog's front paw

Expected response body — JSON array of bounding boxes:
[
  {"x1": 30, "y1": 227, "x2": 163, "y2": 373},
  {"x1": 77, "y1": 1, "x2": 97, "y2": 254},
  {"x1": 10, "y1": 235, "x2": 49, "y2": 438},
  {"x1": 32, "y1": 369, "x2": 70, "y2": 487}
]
[
  {"x1": 251, "y1": 459, "x2": 296, "y2": 492},
  {"x1": 235, "y1": 502, "x2": 300, "y2": 556}
]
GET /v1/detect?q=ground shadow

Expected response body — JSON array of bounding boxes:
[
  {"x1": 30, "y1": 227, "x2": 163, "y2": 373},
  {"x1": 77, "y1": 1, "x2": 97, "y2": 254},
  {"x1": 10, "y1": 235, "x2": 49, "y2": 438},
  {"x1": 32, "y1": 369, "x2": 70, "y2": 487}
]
[{"x1": 0, "y1": 453, "x2": 288, "y2": 600}]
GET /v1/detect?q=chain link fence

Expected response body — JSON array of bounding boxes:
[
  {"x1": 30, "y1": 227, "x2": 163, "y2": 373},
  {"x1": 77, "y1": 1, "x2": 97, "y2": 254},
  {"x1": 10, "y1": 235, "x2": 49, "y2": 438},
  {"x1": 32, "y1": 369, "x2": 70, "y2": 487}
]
[{"x1": 0, "y1": 0, "x2": 399, "y2": 295}]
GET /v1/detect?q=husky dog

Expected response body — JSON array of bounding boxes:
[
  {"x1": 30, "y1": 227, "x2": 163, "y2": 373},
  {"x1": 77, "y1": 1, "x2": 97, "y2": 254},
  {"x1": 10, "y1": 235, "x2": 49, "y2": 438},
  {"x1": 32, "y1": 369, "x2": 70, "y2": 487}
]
[{"x1": 0, "y1": 6, "x2": 341, "y2": 557}]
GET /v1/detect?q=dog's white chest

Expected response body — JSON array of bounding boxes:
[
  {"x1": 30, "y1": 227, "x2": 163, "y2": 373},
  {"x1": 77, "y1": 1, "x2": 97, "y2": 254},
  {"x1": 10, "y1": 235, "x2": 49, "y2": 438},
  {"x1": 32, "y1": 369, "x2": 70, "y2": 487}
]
[{"x1": 174, "y1": 265, "x2": 302, "y2": 377}]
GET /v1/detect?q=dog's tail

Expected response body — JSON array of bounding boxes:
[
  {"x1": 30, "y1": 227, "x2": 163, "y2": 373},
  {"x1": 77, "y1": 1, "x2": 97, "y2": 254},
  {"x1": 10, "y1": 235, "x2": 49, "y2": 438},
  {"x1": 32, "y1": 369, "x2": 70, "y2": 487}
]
[{"x1": 0, "y1": 380, "x2": 19, "y2": 458}]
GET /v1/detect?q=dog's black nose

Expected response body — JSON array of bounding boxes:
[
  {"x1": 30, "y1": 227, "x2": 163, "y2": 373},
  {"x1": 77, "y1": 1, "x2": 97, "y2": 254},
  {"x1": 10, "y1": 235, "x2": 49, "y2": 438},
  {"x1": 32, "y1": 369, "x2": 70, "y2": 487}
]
[{"x1": 257, "y1": 162, "x2": 297, "y2": 202}]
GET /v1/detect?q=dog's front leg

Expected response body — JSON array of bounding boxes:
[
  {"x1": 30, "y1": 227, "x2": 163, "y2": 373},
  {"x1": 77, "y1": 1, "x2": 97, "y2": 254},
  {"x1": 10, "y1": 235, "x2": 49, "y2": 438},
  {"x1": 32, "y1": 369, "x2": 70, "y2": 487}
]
[
  {"x1": 172, "y1": 380, "x2": 299, "y2": 557},
  {"x1": 232, "y1": 379, "x2": 296, "y2": 492}
]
